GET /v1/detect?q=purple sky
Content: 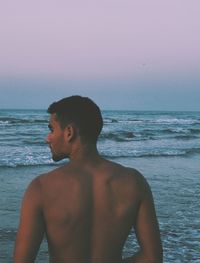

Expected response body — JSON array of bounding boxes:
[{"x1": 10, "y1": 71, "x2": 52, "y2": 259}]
[{"x1": 0, "y1": 0, "x2": 200, "y2": 110}]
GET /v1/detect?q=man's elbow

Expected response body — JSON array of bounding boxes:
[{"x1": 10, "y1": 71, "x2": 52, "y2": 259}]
[
  {"x1": 148, "y1": 254, "x2": 163, "y2": 263},
  {"x1": 146, "y1": 247, "x2": 163, "y2": 263}
]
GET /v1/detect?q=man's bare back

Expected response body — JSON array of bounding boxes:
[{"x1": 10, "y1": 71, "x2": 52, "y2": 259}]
[
  {"x1": 38, "y1": 159, "x2": 146, "y2": 263},
  {"x1": 13, "y1": 96, "x2": 162, "y2": 263}
]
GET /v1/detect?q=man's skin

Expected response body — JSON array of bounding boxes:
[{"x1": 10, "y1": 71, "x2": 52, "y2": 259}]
[{"x1": 13, "y1": 113, "x2": 163, "y2": 263}]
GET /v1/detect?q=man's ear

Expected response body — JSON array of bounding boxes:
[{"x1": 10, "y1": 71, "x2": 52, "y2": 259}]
[{"x1": 64, "y1": 123, "x2": 77, "y2": 142}]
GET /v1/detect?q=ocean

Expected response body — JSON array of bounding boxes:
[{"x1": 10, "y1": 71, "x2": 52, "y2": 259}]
[{"x1": 0, "y1": 109, "x2": 200, "y2": 262}]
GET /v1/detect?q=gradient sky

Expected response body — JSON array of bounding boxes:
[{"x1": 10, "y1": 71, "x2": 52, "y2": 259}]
[{"x1": 0, "y1": 0, "x2": 200, "y2": 110}]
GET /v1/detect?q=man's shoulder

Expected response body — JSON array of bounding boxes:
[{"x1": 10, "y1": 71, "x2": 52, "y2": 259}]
[
  {"x1": 39, "y1": 164, "x2": 70, "y2": 178},
  {"x1": 124, "y1": 166, "x2": 147, "y2": 184},
  {"x1": 29, "y1": 164, "x2": 70, "y2": 188},
  {"x1": 104, "y1": 160, "x2": 146, "y2": 188},
  {"x1": 107, "y1": 160, "x2": 144, "y2": 180},
  {"x1": 104, "y1": 162, "x2": 148, "y2": 202}
]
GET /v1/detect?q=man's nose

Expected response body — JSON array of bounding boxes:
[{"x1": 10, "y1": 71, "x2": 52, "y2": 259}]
[{"x1": 46, "y1": 134, "x2": 50, "y2": 144}]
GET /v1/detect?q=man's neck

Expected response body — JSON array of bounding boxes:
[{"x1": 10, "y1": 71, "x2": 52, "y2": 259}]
[{"x1": 69, "y1": 142, "x2": 101, "y2": 163}]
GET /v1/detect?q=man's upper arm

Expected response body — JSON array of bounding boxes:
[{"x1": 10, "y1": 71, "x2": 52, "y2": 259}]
[
  {"x1": 13, "y1": 177, "x2": 45, "y2": 263},
  {"x1": 134, "y1": 177, "x2": 163, "y2": 262}
]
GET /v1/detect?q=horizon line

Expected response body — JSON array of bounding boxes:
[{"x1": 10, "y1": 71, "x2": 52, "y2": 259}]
[{"x1": 0, "y1": 108, "x2": 200, "y2": 113}]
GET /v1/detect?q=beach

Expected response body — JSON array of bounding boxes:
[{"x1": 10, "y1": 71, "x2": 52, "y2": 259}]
[{"x1": 0, "y1": 110, "x2": 200, "y2": 262}]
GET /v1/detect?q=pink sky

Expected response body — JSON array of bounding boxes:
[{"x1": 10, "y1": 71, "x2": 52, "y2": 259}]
[
  {"x1": 0, "y1": 0, "x2": 199, "y2": 79},
  {"x1": 0, "y1": 0, "x2": 200, "y2": 110}
]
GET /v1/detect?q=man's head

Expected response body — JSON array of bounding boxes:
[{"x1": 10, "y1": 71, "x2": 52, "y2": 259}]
[{"x1": 47, "y1": 95, "x2": 103, "y2": 145}]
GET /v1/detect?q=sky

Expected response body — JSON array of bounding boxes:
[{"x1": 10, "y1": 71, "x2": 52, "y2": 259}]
[{"x1": 0, "y1": 0, "x2": 200, "y2": 110}]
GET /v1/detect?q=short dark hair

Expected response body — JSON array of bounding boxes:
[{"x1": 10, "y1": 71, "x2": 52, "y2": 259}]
[{"x1": 47, "y1": 95, "x2": 103, "y2": 143}]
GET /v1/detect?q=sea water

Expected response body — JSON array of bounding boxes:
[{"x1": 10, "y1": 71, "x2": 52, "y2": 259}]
[{"x1": 0, "y1": 110, "x2": 200, "y2": 262}]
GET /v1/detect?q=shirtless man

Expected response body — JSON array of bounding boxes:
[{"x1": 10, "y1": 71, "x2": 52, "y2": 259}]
[{"x1": 13, "y1": 96, "x2": 163, "y2": 263}]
